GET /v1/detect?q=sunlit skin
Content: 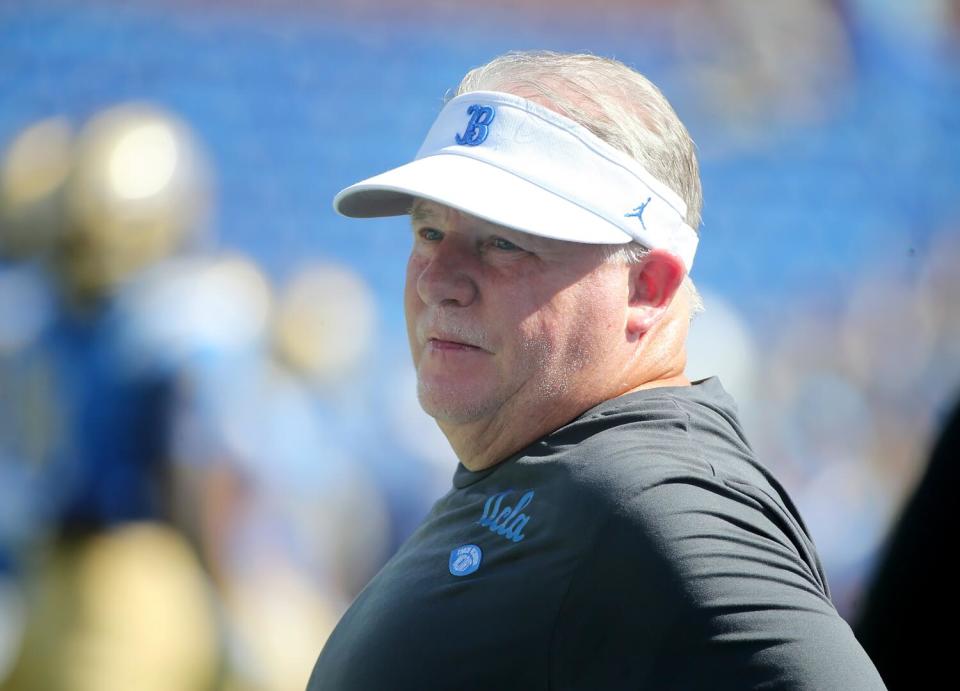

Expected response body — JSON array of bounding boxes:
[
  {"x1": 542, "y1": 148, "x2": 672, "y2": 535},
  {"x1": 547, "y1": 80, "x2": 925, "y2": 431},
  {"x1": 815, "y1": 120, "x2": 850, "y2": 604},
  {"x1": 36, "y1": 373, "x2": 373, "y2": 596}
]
[{"x1": 405, "y1": 200, "x2": 691, "y2": 471}]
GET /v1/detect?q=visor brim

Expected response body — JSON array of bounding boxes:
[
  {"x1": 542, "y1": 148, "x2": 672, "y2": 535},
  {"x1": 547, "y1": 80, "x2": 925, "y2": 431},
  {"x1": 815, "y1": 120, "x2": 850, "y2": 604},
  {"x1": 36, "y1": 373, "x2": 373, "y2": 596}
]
[{"x1": 333, "y1": 153, "x2": 633, "y2": 245}]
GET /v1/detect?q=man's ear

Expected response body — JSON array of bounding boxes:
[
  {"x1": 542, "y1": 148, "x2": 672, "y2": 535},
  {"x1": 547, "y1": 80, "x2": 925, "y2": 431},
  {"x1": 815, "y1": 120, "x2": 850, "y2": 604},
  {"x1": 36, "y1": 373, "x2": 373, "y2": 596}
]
[{"x1": 625, "y1": 249, "x2": 686, "y2": 338}]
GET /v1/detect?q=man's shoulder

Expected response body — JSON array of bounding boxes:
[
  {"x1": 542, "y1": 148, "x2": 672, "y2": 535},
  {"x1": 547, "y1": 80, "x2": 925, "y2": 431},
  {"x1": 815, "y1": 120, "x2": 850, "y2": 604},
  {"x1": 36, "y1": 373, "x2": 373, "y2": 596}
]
[
  {"x1": 543, "y1": 379, "x2": 747, "y2": 494},
  {"x1": 530, "y1": 380, "x2": 812, "y2": 569}
]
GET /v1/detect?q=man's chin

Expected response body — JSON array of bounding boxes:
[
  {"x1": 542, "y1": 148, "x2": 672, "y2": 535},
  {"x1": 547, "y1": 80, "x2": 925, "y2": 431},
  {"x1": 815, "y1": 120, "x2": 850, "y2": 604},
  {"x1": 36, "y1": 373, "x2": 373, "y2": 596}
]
[{"x1": 416, "y1": 384, "x2": 498, "y2": 427}]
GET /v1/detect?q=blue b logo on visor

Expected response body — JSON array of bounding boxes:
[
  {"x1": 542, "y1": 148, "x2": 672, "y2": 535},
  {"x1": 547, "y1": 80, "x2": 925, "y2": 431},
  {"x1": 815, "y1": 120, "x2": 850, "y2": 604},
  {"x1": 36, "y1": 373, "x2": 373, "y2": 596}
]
[{"x1": 455, "y1": 105, "x2": 495, "y2": 146}]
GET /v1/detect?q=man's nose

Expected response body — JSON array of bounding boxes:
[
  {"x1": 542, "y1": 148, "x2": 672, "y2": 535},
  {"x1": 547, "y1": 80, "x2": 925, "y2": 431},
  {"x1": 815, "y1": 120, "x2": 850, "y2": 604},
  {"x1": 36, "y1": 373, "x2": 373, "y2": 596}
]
[{"x1": 416, "y1": 238, "x2": 479, "y2": 307}]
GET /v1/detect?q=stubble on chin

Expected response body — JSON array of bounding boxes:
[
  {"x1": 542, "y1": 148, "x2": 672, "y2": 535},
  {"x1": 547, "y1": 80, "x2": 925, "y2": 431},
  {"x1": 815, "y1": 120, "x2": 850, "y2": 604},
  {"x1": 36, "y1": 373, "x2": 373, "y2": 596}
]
[
  {"x1": 411, "y1": 310, "x2": 497, "y2": 424},
  {"x1": 412, "y1": 317, "x2": 594, "y2": 428},
  {"x1": 415, "y1": 375, "x2": 501, "y2": 426}
]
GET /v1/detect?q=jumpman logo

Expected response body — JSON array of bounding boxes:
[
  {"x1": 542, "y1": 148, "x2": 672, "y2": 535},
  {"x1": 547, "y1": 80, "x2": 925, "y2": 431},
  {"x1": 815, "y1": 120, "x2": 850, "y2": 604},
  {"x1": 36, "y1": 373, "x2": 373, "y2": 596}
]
[
  {"x1": 625, "y1": 197, "x2": 652, "y2": 229},
  {"x1": 455, "y1": 105, "x2": 495, "y2": 146}
]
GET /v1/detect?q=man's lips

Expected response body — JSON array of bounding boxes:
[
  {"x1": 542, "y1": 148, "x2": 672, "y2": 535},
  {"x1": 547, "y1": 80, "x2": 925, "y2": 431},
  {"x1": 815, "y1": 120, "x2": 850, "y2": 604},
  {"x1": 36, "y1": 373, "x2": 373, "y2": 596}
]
[
  {"x1": 418, "y1": 319, "x2": 491, "y2": 352},
  {"x1": 427, "y1": 337, "x2": 484, "y2": 352}
]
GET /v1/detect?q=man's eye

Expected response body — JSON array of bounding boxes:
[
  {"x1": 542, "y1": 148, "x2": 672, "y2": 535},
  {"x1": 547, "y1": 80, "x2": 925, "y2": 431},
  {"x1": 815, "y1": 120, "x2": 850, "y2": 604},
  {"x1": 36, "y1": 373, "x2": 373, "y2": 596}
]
[
  {"x1": 491, "y1": 237, "x2": 521, "y2": 251},
  {"x1": 418, "y1": 227, "x2": 443, "y2": 242}
]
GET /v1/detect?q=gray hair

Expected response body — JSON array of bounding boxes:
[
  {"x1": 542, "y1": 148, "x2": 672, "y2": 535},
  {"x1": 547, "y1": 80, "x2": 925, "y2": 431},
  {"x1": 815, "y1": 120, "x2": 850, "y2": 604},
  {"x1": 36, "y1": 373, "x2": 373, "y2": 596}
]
[{"x1": 453, "y1": 51, "x2": 705, "y2": 316}]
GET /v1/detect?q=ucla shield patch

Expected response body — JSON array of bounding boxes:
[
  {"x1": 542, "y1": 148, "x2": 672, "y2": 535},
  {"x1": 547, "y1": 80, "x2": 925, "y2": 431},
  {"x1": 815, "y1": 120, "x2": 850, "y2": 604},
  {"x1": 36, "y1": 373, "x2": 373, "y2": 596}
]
[{"x1": 449, "y1": 544, "x2": 482, "y2": 577}]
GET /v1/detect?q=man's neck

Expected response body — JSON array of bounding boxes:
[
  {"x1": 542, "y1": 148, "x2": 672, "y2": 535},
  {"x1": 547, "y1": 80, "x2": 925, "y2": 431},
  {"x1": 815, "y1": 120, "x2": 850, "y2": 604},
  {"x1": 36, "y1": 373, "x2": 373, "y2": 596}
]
[
  {"x1": 438, "y1": 397, "x2": 580, "y2": 472},
  {"x1": 627, "y1": 372, "x2": 691, "y2": 393},
  {"x1": 439, "y1": 370, "x2": 691, "y2": 472}
]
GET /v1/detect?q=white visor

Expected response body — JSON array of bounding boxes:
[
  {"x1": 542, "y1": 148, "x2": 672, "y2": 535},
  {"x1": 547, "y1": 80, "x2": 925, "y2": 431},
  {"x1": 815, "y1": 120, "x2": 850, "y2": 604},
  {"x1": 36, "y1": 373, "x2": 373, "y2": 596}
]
[{"x1": 334, "y1": 91, "x2": 699, "y2": 272}]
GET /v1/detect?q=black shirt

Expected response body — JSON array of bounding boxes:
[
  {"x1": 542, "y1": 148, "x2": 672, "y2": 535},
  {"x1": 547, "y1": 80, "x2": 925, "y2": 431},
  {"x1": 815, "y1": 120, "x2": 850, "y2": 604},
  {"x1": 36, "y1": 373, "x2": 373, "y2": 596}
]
[{"x1": 308, "y1": 378, "x2": 885, "y2": 690}]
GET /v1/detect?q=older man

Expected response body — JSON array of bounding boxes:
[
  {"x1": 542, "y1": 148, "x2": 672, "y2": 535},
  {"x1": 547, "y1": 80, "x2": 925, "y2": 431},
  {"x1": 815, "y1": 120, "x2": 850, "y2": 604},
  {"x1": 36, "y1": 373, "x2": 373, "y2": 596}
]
[{"x1": 308, "y1": 52, "x2": 884, "y2": 690}]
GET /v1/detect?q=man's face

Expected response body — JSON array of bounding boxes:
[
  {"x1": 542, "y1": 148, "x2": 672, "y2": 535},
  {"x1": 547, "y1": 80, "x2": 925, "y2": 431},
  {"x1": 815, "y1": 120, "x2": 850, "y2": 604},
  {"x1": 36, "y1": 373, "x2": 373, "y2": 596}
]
[{"x1": 404, "y1": 200, "x2": 631, "y2": 429}]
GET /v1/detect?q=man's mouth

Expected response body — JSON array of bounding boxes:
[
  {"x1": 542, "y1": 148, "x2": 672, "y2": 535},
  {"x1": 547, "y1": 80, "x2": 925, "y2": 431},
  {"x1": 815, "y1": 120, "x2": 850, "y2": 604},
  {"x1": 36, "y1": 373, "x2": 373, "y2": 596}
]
[
  {"x1": 428, "y1": 337, "x2": 482, "y2": 351},
  {"x1": 418, "y1": 319, "x2": 491, "y2": 353}
]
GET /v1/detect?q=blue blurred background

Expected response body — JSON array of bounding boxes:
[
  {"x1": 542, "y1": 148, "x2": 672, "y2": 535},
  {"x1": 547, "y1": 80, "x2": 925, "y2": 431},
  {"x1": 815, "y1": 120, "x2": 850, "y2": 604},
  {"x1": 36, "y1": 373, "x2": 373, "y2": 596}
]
[{"x1": 0, "y1": 0, "x2": 958, "y2": 688}]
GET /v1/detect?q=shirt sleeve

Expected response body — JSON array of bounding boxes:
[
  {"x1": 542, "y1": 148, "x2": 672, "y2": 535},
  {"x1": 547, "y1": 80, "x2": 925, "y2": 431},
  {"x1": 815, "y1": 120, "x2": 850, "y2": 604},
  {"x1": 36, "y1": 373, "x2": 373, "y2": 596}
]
[{"x1": 550, "y1": 477, "x2": 887, "y2": 690}]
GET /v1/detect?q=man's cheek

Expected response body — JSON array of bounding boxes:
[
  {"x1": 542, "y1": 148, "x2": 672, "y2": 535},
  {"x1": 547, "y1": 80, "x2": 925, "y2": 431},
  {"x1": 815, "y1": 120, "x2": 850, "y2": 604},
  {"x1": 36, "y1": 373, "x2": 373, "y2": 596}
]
[
  {"x1": 515, "y1": 318, "x2": 558, "y2": 366},
  {"x1": 403, "y1": 262, "x2": 424, "y2": 362},
  {"x1": 404, "y1": 249, "x2": 429, "y2": 287}
]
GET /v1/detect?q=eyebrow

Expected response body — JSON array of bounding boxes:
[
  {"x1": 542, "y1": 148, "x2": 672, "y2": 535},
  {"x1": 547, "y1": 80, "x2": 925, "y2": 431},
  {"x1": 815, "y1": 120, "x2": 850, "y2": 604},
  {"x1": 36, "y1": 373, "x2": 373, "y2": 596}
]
[
  {"x1": 409, "y1": 201, "x2": 439, "y2": 224},
  {"x1": 408, "y1": 201, "x2": 532, "y2": 244}
]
